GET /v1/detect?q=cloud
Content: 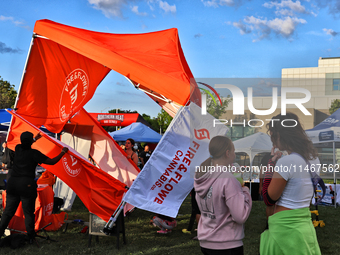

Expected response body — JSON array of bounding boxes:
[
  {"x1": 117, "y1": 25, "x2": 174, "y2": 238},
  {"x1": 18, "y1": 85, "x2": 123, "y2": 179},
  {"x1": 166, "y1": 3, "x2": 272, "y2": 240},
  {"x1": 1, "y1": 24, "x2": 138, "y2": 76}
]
[
  {"x1": 315, "y1": 0, "x2": 340, "y2": 17},
  {"x1": 233, "y1": 20, "x2": 251, "y2": 35},
  {"x1": 306, "y1": 30, "x2": 324, "y2": 36},
  {"x1": 233, "y1": 16, "x2": 306, "y2": 41},
  {"x1": 159, "y1": 1, "x2": 176, "y2": 13},
  {"x1": 253, "y1": 79, "x2": 281, "y2": 96},
  {"x1": 194, "y1": 33, "x2": 203, "y2": 38},
  {"x1": 264, "y1": 0, "x2": 307, "y2": 14},
  {"x1": 0, "y1": 42, "x2": 23, "y2": 54},
  {"x1": 0, "y1": 15, "x2": 31, "y2": 30},
  {"x1": 88, "y1": 0, "x2": 128, "y2": 18},
  {"x1": 131, "y1": 5, "x2": 148, "y2": 16},
  {"x1": 323, "y1": 28, "x2": 338, "y2": 37},
  {"x1": 201, "y1": 0, "x2": 247, "y2": 8},
  {"x1": 230, "y1": 1, "x2": 312, "y2": 41},
  {"x1": 88, "y1": 0, "x2": 176, "y2": 17},
  {"x1": 0, "y1": 15, "x2": 13, "y2": 22}
]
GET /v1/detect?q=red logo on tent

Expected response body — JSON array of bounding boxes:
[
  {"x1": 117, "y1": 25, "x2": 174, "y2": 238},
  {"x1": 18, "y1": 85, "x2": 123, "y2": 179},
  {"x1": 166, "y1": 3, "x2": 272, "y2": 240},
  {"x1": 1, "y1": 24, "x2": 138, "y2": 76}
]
[
  {"x1": 59, "y1": 69, "x2": 89, "y2": 122},
  {"x1": 194, "y1": 129, "x2": 210, "y2": 140},
  {"x1": 62, "y1": 155, "x2": 81, "y2": 177}
]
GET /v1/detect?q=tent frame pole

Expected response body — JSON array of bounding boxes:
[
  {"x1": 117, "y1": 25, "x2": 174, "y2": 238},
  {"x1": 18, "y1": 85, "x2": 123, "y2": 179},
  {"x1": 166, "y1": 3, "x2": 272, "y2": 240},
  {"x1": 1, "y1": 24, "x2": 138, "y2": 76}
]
[
  {"x1": 14, "y1": 34, "x2": 36, "y2": 109},
  {"x1": 5, "y1": 34, "x2": 36, "y2": 142},
  {"x1": 124, "y1": 77, "x2": 180, "y2": 112},
  {"x1": 333, "y1": 141, "x2": 337, "y2": 208}
]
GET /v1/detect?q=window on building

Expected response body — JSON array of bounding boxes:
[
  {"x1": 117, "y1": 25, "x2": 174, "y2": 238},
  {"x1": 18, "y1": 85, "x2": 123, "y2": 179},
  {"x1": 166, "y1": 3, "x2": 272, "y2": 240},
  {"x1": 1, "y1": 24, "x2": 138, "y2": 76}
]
[
  {"x1": 227, "y1": 126, "x2": 255, "y2": 141},
  {"x1": 333, "y1": 79, "x2": 340, "y2": 90}
]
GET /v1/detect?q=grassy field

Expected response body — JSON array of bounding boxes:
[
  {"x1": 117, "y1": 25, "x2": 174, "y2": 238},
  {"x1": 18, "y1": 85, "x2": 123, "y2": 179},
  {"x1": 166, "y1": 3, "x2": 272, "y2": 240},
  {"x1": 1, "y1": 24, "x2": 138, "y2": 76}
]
[{"x1": 0, "y1": 196, "x2": 339, "y2": 254}]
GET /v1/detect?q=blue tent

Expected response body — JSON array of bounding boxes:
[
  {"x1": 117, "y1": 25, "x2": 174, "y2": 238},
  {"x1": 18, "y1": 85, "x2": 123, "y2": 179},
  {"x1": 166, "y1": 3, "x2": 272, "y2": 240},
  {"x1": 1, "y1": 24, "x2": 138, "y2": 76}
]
[
  {"x1": 0, "y1": 109, "x2": 53, "y2": 135},
  {"x1": 0, "y1": 109, "x2": 12, "y2": 131},
  {"x1": 306, "y1": 108, "x2": 340, "y2": 208},
  {"x1": 306, "y1": 108, "x2": 340, "y2": 143},
  {"x1": 109, "y1": 122, "x2": 162, "y2": 143}
]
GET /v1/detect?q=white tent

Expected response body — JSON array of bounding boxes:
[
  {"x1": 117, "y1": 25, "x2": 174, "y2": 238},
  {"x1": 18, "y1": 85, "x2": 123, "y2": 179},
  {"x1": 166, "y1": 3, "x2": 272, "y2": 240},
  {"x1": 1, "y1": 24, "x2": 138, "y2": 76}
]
[
  {"x1": 306, "y1": 108, "x2": 340, "y2": 207},
  {"x1": 233, "y1": 132, "x2": 273, "y2": 192}
]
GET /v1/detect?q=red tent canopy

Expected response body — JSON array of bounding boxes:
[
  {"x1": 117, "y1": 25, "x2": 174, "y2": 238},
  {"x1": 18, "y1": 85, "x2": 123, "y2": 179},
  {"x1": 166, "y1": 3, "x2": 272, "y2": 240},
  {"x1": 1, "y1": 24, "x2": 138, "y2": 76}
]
[{"x1": 14, "y1": 19, "x2": 200, "y2": 133}]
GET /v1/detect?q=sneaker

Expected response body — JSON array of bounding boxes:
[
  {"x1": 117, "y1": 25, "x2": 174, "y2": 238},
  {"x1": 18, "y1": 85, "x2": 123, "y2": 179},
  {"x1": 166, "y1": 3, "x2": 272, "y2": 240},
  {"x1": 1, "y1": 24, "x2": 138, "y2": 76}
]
[
  {"x1": 166, "y1": 219, "x2": 177, "y2": 228},
  {"x1": 182, "y1": 229, "x2": 191, "y2": 234},
  {"x1": 157, "y1": 228, "x2": 172, "y2": 234},
  {"x1": 153, "y1": 216, "x2": 177, "y2": 230}
]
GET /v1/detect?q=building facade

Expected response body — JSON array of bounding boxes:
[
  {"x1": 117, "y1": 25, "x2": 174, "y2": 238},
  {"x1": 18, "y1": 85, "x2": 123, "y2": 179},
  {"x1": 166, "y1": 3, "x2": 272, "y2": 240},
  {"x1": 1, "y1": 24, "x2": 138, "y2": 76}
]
[{"x1": 222, "y1": 57, "x2": 340, "y2": 140}]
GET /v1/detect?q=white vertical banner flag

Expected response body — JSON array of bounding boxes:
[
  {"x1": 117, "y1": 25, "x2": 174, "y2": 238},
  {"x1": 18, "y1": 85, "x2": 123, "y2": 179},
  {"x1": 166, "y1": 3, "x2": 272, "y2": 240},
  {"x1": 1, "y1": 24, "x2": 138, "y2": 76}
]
[{"x1": 123, "y1": 103, "x2": 229, "y2": 217}]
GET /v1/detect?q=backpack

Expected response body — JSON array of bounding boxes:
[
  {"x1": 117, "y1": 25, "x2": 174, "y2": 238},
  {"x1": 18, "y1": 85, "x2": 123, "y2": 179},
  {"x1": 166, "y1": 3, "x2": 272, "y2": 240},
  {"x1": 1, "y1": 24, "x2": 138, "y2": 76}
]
[{"x1": 292, "y1": 152, "x2": 326, "y2": 206}]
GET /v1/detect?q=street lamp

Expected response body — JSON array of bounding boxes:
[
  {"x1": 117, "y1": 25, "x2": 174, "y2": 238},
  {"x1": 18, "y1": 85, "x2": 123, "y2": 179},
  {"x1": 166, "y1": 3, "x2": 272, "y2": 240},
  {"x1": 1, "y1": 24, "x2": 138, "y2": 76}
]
[
  {"x1": 159, "y1": 116, "x2": 162, "y2": 135},
  {"x1": 116, "y1": 108, "x2": 120, "y2": 131}
]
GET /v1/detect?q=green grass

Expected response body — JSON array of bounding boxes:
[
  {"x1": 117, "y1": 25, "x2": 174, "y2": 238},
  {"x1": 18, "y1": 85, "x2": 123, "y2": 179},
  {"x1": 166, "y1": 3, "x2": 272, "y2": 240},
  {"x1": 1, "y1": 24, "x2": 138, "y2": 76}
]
[
  {"x1": 1, "y1": 196, "x2": 339, "y2": 254},
  {"x1": 322, "y1": 179, "x2": 340, "y2": 184}
]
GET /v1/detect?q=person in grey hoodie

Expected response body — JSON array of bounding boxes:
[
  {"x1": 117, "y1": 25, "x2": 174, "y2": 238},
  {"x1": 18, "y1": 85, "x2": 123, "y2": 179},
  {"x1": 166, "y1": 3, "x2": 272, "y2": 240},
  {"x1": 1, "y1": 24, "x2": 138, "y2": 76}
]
[{"x1": 194, "y1": 136, "x2": 252, "y2": 255}]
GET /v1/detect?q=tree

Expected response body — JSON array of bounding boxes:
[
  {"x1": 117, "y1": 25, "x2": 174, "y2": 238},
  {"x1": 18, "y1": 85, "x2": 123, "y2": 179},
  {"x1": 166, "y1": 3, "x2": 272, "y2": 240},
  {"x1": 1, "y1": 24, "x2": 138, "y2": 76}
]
[
  {"x1": 204, "y1": 91, "x2": 232, "y2": 119},
  {"x1": 108, "y1": 109, "x2": 138, "y2": 114},
  {"x1": 0, "y1": 76, "x2": 17, "y2": 109},
  {"x1": 157, "y1": 109, "x2": 173, "y2": 134},
  {"x1": 141, "y1": 113, "x2": 159, "y2": 132},
  {"x1": 329, "y1": 99, "x2": 340, "y2": 114}
]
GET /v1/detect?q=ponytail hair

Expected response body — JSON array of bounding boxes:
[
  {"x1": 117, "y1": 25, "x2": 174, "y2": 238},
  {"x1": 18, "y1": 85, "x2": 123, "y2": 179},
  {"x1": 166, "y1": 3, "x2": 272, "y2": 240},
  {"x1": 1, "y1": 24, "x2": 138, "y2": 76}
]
[{"x1": 200, "y1": 136, "x2": 233, "y2": 168}]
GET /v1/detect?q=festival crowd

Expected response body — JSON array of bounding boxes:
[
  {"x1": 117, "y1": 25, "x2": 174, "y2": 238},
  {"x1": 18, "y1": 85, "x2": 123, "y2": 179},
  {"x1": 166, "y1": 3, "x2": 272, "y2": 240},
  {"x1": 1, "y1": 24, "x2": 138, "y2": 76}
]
[
  {"x1": 150, "y1": 112, "x2": 322, "y2": 255},
  {"x1": 0, "y1": 112, "x2": 323, "y2": 254}
]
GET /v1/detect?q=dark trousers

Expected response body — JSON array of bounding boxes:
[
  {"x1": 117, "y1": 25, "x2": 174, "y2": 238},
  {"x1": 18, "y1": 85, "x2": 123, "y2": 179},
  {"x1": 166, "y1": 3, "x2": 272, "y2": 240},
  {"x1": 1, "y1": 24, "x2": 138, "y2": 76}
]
[
  {"x1": 0, "y1": 177, "x2": 37, "y2": 238},
  {"x1": 187, "y1": 188, "x2": 200, "y2": 231},
  {"x1": 201, "y1": 246, "x2": 243, "y2": 255}
]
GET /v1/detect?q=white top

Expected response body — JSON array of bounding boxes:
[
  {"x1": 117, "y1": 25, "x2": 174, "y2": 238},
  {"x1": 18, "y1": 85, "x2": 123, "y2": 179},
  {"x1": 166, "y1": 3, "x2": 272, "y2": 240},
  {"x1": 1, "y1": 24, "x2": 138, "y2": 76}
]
[{"x1": 275, "y1": 153, "x2": 320, "y2": 209}]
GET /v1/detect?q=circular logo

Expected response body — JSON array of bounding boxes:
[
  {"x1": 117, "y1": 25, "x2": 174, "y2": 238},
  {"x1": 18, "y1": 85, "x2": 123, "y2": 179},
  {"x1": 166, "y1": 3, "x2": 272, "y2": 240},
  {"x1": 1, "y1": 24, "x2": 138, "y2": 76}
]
[
  {"x1": 62, "y1": 155, "x2": 81, "y2": 177},
  {"x1": 59, "y1": 69, "x2": 89, "y2": 122}
]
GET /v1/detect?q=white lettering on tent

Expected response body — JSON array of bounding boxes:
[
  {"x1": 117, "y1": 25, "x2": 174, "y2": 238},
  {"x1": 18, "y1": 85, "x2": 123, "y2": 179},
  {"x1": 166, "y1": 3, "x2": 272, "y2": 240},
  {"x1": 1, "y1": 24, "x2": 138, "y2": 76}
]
[
  {"x1": 59, "y1": 69, "x2": 89, "y2": 122},
  {"x1": 70, "y1": 84, "x2": 78, "y2": 105},
  {"x1": 62, "y1": 155, "x2": 81, "y2": 177}
]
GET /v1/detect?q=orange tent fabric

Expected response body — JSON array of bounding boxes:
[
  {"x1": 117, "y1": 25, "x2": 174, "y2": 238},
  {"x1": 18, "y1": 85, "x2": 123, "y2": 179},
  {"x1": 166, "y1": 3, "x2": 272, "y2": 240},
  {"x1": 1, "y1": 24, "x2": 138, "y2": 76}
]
[
  {"x1": 8, "y1": 20, "x2": 201, "y2": 220},
  {"x1": 33, "y1": 19, "x2": 201, "y2": 115},
  {"x1": 7, "y1": 110, "x2": 127, "y2": 221},
  {"x1": 15, "y1": 36, "x2": 111, "y2": 133},
  {"x1": 37, "y1": 171, "x2": 56, "y2": 187},
  {"x1": 72, "y1": 108, "x2": 140, "y2": 188},
  {"x1": 1, "y1": 186, "x2": 63, "y2": 232}
]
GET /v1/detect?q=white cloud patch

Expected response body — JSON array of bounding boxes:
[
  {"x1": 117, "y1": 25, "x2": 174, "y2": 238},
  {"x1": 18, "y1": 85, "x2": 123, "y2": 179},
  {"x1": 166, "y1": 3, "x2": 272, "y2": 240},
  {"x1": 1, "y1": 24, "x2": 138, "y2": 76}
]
[
  {"x1": 253, "y1": 79, "x2": 281, "y2": 96},
  {"x1": 306, "y1": 30, "x2": 324, "y2": 36},
  {"x1": 315, "y1": 0, "x2": 340, "y2": 17},
  {"x1": 201, "y1": 0, "x2": 248, "y2": 7},
  {"x1": 264, "y1": 0, "x2": 307, "y2": 14},
  {"x1": 131, "y1": 5, "x2": 148, "y2": 16},
  {"x1": 0, "y1": 15, "x2": 30, "y2": 30},
  {"x1": 233, "y1": 16, "x2": 306, "y2": 41},
  {"x1": 88, "y1": 0, "x2": 176, "y2": 17},
  {"x1": 233, "y1": 20, "x2": 251, "y2": 35},
  {"x1": 323, "y1": 28, "x2": 339, "y2": 37},
  {"x1": 231, "y1": 1, "x2": 311, "y2": 41},
  {"x1": 0, "y1": 15, "x2": 14, "y2": 22},
  {"x1": 159, "y1": 1, "x2": 176, "y2": 13},
  {"x1": 88, "y1": 0, "x2": 128, "y2": 18}
]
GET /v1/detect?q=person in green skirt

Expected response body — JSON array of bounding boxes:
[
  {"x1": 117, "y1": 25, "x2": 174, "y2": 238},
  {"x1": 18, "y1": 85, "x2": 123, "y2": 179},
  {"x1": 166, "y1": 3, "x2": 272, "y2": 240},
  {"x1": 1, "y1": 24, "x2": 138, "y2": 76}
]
[{"x1": 260, "y1": 112, "x2": 321, "y2": 255}]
